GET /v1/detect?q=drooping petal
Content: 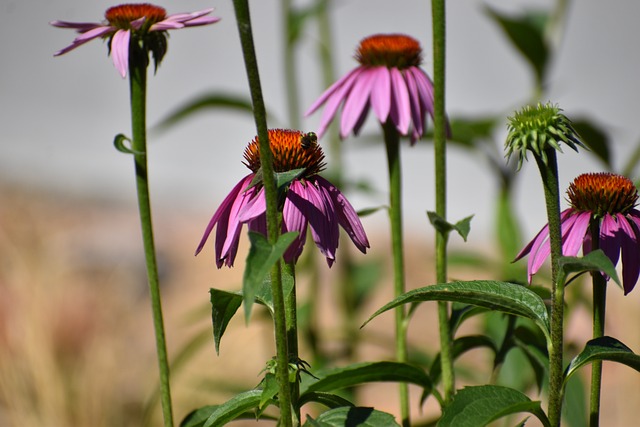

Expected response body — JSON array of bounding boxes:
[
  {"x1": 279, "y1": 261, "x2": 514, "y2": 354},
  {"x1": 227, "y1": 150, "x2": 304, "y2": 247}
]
[
  {"x1": 409, "y1": 67, "x2": 435, "y2": 119},
  {"x1": 282, "y1": 181, "x2": 310, "y2": 262},
  {"x1": 219, "y1": 184, "x2": 261, "y2": 264},
  {"x1": 315, "y1": 176, "x2": 369, "y2": 253},
  {"x1": 340, "y1": 68, "x2": 377, "y2": 138},
  {"x1": 619, "y1": 213, "x2": 640, "y2": 294},
  {"x1": 238, "y1": 187, "x2": 267, "y2": 222},
  {"x1": 403, "y1": 69, "x2": 424, "y2": 140},
  {"x1": 562, "y1": 211, "x2": 591, "y2": 256},
  {"x1": 599, "y1": 213, "x2": 621, "y2": 267},
  {"x1": 305, "y1": 67, "x2": 362, "y2": 116},
  {"x1": 389, "y1": 67, "x2": 411, "y2": 135},
  {"x1": 111, "y1": 29, "x2": 131, "y2": 78},
  {"x1": 50, "y1": 20, "x2": 103, "y2": 32},
  {"x1": 53, "y1": 25, "x2": 114, "y2": 56},
  {"x1": 163, "y1": 8, "x2": 216, "y2": 24},
  {"x1": 369, "y1": 67, "x2": 391, "y2": 123}
]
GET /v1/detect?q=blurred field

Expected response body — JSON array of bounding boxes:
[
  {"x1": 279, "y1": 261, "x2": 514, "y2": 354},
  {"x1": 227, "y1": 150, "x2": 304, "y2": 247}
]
[{"x1": 1, "y1": 183, "x2": 640, "y2": 426}]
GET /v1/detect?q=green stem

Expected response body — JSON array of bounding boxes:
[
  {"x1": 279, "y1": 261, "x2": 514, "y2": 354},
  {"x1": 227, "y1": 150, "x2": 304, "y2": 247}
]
[
  {"x1": 128, "y1": 56, "x2": 174, "y2": 427},
  {"x1": 382, "y1": 121, "x2": 409, "y2": 427},
  {"x1": 283, "y1": 261, "x2": 300, "y2": 423},
  {"x1": 232, "y1": 1, "x2": 293, "y2": 425},
  {"x1": 431, "y1": 0, "x2": 455, "y2": 405},
  {"x1": 533, "y1": 150, "x2": 564, "y2": 427},
  {"x1": 588, "y1": 219, "x2": 606, "y2": 427},
  {"x1": 282, "y1": 0, "x2": 300, "y2": 130}
]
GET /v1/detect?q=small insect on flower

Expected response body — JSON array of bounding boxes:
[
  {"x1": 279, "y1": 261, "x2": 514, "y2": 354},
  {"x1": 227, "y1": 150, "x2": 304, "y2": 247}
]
[{"x1": 301, "y1": 132, "x2": 318, "y2": 149}]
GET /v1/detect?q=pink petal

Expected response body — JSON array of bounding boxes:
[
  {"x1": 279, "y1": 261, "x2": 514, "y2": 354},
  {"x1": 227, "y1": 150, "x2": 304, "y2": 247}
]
[
  {"x1": 111, "y1": 29, "x2": 131, "y2": 78},
  {"x1": 409, "y1": 67, "x2": 435, "y2": 117},
  {"x1": 282, "y1": 181, "x2": 310, "y2": 262},
  {"x1": 340, "y1": 69, "x2": 376, "y2": 137},
  {"x1": 562, "y1": 211, "x2": 591, "y2": 256},
  {"x1": 403, "y1": 69, "x2": 424, "y2": 139},
  {"x1": 369, "y1": 67, "x2": 391, "y2": 123},
  {"x1": 306, "y1": 67, "x2": 361, "y2": 116},
  {"x1": 389, "y1": 67, "x2": 411, "y2": 135},
  {"x1": 220, "y1": 185, "x2": 261, "y2": 261},
  {"x1": 618, "y1": 214, "x2": 640, "y2": 294},
  {"x1": 53, "y1": 25, "x2": 113, "y2": 56},
  {"x1": 50, "y1": 20, "x2": 103, "y2": 32},
  {"x1": 599, "y1": 214, "x2": 621, "y2": 266},
  {"x1": 164, "y1": 8, "x2": 215, "y2": 24}
]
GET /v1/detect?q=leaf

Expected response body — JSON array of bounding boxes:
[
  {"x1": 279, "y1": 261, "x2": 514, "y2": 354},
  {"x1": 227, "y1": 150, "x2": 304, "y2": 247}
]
[
  {"x1": 203, "y1": 390, "x2": 265, "y2": 427},
  {"x1": 153, "y1": 93, "x2": 254, "y2": 133},
  {"x1": 512, "y1": 325, "x2": 549, "y2": 392},
  {"x1": 564, "y1": 336, "x2": 640, "y2": 388},
  {"x1": 242, "y1": 231, "x2": 299, "y2": 322},
  {"x1": 363, "y1": 281, "x2": 551, "y2": 345},
  {"x1": 449, "y1": 303, "x2": 489, "y2": 335},
  {"x1": 438, "y1": 385, "x2": 550, "y2": 427},
  {"x1": 448, "y1": 116, "x2": 499, "y2": 148},
  {"x1": 303, "y1": 407, "x2": 400, "y2": 427},
  {"x1": 485, "y1": 7, "x2": 550, "y2": 85},
  {"x1": 571, "y1": 118, "x2": 611, "y2": 168},
  {"x1": 557, "y1": 249, "x2": 621, "y2": 289},
  {"x1": 298, "y1": 391, "x2": 355, "y2": 409},
  {"x1": 113, "y1": 133, "x2": 143, "y2": 155},
  {"x1": 209, "y1": 288, "x2": 243, "y2": 355},
  {"x1": 181, "y1": 405, "x2": 218, "y2": 427},
  {"x1": 427, "y1": 212, "x2": 474, "y2": 242},
  {"x1": 496, "y1": 187, "x2": 522, "y2": 262},
  {"x1": 300, "y1": 362, "x2": 432, "y2": 397},
  {"x1": 260, "y1": 374, "x2": 279, "y2": 410}
]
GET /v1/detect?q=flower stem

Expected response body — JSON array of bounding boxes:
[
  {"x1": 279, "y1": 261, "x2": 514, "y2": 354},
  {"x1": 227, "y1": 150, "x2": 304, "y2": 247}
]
[
  {"x1": 128, "y1": 55, "x2": 174, "y2": 427},
  {"x1": 232, "y1": 1, "x2": 293, "y2": 425},
  {"x1": 283, "y1": 260, "x2": 300, "y2": 422},
  {"x1": 382, "y1": 121, "x2": 409, "y2": 427},
  {"x1": 431, "y1": 0, "x2": 455, "y2": 405},
  {"x1": 588, "y1": 219, "x2": 606, "y2": 427},
  {"x1": 533, "y1": 150, "x2": 564, "y2": 427}
]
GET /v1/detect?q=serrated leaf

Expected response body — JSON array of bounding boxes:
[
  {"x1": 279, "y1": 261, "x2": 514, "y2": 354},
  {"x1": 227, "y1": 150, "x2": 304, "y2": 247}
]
[
  {"x1": 243, "y1": 231, "x2": 299, "y2": 322},
  {"x1": 203, "y1": 390, "x2": 264, "y2": 427},
  {"x1": 153, "y1": 93, "x2": 254, "y2": 133},
  {"x1": 563, "y1": 336, "x2": 640, "y2": 388},
  {"x1": 438, "y1": 385, "x2": 550, "y2": 427},
  {"x1": 485, "y1": 7, "x2": 549, "y2": 85},
  {"x1": 303, "y1": 407, "x2": 400, "y2": 427},
  {"x1": 298, "y1": 391, "x2": 355, "y2": 409},
  {"x1": 364, "y1": 281, "x2": 551, "y2": 345},
  {"x1": 570, "y1": 118, "x2": 610, "y2": 168},
  {"x1": 300, "y1": 362, "x2": 432, "y2": 397},
  {"x1": 209, "y1": 288, "x2": 243, "y2": 355},
  {"x1": 427, "y1": 212, "x2": 474, "y2": 242},
  {"x1": 558, "y1": 249, "x2": 621, "y2": 289}
]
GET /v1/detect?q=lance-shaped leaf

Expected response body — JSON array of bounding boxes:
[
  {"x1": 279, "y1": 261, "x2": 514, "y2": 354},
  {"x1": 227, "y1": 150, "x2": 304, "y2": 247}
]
[
  {"x1": 202, "y1": 390, "x2": 265, "y2": 427},
  {"x1": 300, "y1": 362, "x2": 432, "y2": 397},
  {"x1": 303, "y1": 407, "x2": 400, "y2": 427},
  {"x1": 363, "y1": 281, "x2": 551, "y2": 345},
  {"x1": 427, "y1": 211, "x2": 474, "y2": 242},
  {"x1": 564, "y1": 336, "x2": 640, "y2": 389},
  {"x1": 243, "y1": 231, "x2": 298, "y2": 322},
  {"x1": 557, "y1": 249, "x2": 621, "y2": 289},
  {"x1": 438, "y1": 385, "x2": 550, "y2": 427},
  {"x1": 209, "y1": 289, "x2": 242, "y2": 355},
  {"x1": 298, "y1": 392, "x2": 354, "y2": 410}
]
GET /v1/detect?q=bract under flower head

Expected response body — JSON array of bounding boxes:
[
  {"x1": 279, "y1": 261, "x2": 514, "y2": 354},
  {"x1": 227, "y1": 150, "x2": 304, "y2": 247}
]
[
  {"x1": 196, "y1": 129, "x2": 369, "y2": 268},
  {"x1": 516, "y1": 172, "x2": 640, "y2": 294},
  {"x1": 505, "y1": 102, "x2": 584, "y2": 169},
  {"x1": 305, "y1": 33, "x2": 438, "y2": 143},
  {"x1": 51, "y1": 4, "x2": 220, "y2": 77}
]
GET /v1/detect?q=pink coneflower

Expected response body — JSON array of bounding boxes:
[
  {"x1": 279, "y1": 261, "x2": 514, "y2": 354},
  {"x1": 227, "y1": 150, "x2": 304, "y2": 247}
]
[
  {"x1": 516, "y1": 172, "x2": 640, "y2": 294},
  {"x1": 196, "y1": 129, "x2": 370, "y2": 268},
  {"x1": 51, "y1": 3, "x2": 220, "y2": 77},
  {"x1": 305, "y1": 34, "x2": 437, "y2": 143}
]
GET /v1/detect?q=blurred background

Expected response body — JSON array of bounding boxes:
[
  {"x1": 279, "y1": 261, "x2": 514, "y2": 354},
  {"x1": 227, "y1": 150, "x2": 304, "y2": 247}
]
[{"x1": 2, "y1": 0, "x2": 640, "y2": 425}]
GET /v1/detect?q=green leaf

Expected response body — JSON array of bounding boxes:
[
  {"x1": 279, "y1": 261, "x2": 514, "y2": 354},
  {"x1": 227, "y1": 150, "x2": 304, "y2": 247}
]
[
  {"x1": 300, "y1": 362, "x2": 432, "y2": 397},
  {"x1": 427, "y1": 212, "x2": 474, "y2": 242},
  {"x1": 485, "y1": 7, "x2": 550, "y2": 85},
  {"x1": 181, "y1": 405, "x2": 219, "y2": 427},
  {"x1": 260, "y1": 373, "x2": 279, "y2": 410},
  {"x1": 242, "y1": 231, "x2": 299, "y2": 322},
  {"x1": 363, "y1": 281, "x2": 551, "y2": 345},
  {"x1": 557, "y1": 249, "x2": 621, "y2": 289},
  {"x1": 564, "y1": 336, "x2": 640, "y2": 388},
  {"x1": 298, "y1": 391, "x2": 355, "y2": 409},
  {"x1": 571, "y1": 118, "x2": 611, "y2": 168},
  {"x1": 496, "y1": 187, "x2": 522, "y2": 262},
  {"x1": 203, "y1": 390, "x2": 265, "y2": 427},
  {"x1": 450, "y1": 303, "x2": 489, "y2": 335},
  {"x1": 512, "y1": 325, "x2": 549, "y2": 392},
  {"x1": 428, "y1": 335, "x2": 497, "y2": 389},
  {"x1": 438, "y1": 385, "x2": 550, "y2": 427},
  {"x1": 153, "y1": 93, "x2": 254, "y2": 133},
  {"x1": 209, "y1": 288, "x2": 243, "y2": 355},
  {"x1": 113, "y1": 133, "x2": 144, "y2": 155},
  {"x1": 448, "y1": 116, "x2": 499, "y2": 148},
  {"x1": 303, "y1": 407, "x2": 400, "y2": 427}
]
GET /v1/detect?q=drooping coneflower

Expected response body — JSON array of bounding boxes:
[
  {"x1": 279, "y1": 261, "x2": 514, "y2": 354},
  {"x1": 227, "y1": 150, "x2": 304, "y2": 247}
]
[
  {"x1": 305, "y1": 34, "x2": 437, "y2": 143},
  {"x1": 196, "y1": 129, "x2": 369, "y2": 268},
  {"x1": 516, "y1": 172, "x2": 640, "y2": 294},
  {"x1": 51, "y1": 3, "x2": 220, "y2": 77}
]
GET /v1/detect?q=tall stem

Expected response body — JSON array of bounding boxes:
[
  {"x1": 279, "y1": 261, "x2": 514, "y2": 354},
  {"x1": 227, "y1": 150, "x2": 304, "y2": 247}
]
[
  {"x1": 589, "y1": 219, "x2": 606, "y2": 427},
  {"x1": 382, "y1": 121, "x2": 409, "y2": 427},
  {"x1": 533, "y1": 151, "x2": 564, "y2": 427},
  {"x1": 283, "y1": 261, "x2": 300, "y2": 422},
  {"x1": 232, "y1": 1, "x2": 293, "y2": 425},
  {"x1": 128, "y1": 57, "x2": 174, "y2": 427},
  {"x1": 431, "y1": 0, "x2": 455, "y2": 405}
]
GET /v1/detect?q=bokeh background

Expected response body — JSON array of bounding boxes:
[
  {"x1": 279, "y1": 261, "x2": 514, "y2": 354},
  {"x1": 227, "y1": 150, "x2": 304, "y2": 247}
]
[{"x1": 2, "y1": 0, "x2": 640, "y2": 426}]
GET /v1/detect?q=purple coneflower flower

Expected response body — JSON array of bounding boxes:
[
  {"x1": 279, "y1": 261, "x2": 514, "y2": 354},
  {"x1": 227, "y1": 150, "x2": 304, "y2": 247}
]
[
  {"x1": 305, "y1": 34, "x2": 437, "y2": 144},
  {"x1": 196, "y1": 129, "x2": 369, "y2": 268},
  {"x1": 51, "y1": 3, "x2": 220, "y2": 77},
  {"x1": 516, "y1": 172, "x2": 640, "y2": 294}
]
